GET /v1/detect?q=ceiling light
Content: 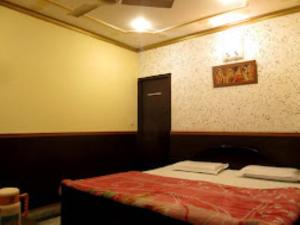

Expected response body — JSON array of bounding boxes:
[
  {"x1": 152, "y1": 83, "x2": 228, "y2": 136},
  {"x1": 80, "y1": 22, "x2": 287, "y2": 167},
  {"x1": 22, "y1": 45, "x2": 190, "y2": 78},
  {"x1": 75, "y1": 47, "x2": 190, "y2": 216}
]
[
  {"x1": 130, "y1": 17, "x2": 152, "y2": 32},
  {"x1": 209, "y1": 13, "x2": 247, "y2": 26}
]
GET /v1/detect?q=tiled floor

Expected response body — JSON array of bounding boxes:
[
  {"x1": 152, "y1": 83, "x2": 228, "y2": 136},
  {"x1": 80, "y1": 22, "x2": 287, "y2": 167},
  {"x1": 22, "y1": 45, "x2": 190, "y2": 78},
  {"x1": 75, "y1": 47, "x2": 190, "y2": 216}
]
[
  {"x1": 38, "y1": 217, "x2": 60, "y2": 225},
  {"x1": 28, "y1": 203, "x2": 61, "y2": 225}
]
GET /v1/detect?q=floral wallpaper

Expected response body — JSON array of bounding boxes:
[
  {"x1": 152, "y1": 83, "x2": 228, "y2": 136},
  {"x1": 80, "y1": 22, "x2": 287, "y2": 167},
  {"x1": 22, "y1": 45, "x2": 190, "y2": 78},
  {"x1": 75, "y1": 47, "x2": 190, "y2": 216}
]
[{"x1": 139, "y1": 12, "x2": 300, "y2": 132}]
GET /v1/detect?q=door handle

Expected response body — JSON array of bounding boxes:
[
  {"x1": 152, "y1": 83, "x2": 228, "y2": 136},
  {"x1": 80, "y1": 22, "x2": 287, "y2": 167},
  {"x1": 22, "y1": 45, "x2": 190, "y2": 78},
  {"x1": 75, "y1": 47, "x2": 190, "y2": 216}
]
[{"x1": 147, "y1": 92, "x2": 162, "y2": 96}]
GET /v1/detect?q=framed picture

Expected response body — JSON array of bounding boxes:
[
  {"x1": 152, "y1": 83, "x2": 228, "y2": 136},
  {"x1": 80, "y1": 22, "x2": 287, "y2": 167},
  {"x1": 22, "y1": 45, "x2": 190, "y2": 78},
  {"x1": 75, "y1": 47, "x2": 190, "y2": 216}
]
[{"x1": 212, "y1": 60, "x2": 257, "y2": 88}]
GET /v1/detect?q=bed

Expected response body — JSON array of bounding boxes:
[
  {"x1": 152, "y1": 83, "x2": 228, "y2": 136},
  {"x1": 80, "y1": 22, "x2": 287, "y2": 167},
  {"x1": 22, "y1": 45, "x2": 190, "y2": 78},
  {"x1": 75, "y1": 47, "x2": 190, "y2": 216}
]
[{"x1": 61, "y1": 156, "x2": 300, "y2": 225}]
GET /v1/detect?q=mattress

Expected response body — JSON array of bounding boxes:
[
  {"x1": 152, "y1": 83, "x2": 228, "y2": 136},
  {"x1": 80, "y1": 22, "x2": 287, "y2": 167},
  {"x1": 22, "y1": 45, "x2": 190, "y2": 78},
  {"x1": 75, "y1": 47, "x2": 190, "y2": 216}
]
[
  {"x1": 63, "y1": 170, "x2": 300, "y2": 225},
  {"x1": 146, "y1": 165, "x2": 300, "y2": 189},
  {"x1": 62, "y1": 164, "x2": 300, "y2": 225}
]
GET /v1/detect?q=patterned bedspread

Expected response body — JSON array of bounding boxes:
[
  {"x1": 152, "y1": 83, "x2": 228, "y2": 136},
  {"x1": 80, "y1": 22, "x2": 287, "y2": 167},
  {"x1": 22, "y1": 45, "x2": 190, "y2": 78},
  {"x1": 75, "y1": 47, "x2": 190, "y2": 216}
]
[{"x1": 63, "y1": 171, "x2": 300, "y2": 225}]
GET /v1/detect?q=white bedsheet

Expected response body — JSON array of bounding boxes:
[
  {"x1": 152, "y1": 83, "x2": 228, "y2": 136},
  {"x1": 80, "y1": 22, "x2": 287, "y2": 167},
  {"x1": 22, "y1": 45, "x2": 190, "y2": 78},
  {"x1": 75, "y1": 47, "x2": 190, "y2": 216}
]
[{"x1": 146, "y1": 165, "x2": 300, "y2": 189}]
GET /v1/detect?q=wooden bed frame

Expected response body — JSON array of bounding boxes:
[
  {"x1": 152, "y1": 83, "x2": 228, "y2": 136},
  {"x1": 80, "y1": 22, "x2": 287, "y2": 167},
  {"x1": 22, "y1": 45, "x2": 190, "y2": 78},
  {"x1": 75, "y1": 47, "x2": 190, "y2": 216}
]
[
  {"x1": 61, "y1": 184, "x2": 188, "y2": 225},
  {"x1": 61, "y1": 183, "x2": 300, "y2": 225},
  {"x1": 61, "y1": 133, "x2": 300, "y2": 225}
]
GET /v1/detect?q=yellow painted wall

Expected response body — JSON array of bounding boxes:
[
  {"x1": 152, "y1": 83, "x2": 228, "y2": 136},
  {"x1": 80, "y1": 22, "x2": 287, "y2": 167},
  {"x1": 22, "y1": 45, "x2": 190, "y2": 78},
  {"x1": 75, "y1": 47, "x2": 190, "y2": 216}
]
[{"x1": 0, "y1": 6, "x2": 138, "y2": 133}]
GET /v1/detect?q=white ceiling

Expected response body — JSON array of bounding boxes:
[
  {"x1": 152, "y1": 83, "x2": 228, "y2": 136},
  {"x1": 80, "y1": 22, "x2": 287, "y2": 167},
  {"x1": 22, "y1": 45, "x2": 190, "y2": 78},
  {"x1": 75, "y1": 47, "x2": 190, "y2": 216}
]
[
  {"x1": 2, "y1": 0, "x2": 300, "y2": 50},
  {"x1": 65, "y1": 0, "x2": 246, "y2": 31}
]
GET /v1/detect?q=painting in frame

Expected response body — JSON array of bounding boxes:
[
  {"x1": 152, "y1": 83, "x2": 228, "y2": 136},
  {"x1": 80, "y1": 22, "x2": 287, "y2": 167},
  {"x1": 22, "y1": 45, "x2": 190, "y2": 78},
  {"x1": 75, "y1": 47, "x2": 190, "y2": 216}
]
[{"x1": 212, "y1": 60, "x2": 257, "y2": 88}]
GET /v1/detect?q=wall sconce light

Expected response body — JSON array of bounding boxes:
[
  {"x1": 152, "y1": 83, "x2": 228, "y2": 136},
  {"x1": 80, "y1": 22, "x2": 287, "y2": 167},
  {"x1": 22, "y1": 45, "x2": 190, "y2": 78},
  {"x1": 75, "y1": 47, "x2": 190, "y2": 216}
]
[{"x1": 222, "y1": 27, "x2": 244, "y2": 62}]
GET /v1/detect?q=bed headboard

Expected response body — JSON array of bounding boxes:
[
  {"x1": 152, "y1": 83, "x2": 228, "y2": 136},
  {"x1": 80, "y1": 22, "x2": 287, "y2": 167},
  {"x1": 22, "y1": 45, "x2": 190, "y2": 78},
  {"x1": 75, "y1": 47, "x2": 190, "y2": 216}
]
[
  {"x1": 191, "y1": 144, "x2": 275, "y2": 169},
  {"x1": 169, "y1": 132, "x2": 300, "y2": 169}
]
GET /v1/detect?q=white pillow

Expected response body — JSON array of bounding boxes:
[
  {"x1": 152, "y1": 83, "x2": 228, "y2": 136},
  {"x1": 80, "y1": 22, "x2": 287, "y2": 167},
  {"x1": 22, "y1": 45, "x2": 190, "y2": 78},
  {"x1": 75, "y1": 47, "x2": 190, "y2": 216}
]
[
  {"x1": 171, "y1": 160, "x2": 229, "y2": 175},
  {"x1": 239, "y1": 165, "x2": 300, "y2": 182}
]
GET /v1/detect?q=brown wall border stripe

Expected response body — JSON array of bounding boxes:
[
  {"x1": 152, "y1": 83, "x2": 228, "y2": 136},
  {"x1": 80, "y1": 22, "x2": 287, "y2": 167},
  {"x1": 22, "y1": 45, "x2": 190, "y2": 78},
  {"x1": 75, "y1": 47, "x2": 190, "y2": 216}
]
[
  {"x1": 2, "y1": 131, "x2": 299, "y2": 138},
  {"x1": 171, "y1": 131, "x2": 300, "y2": 137},
  {"x1": 0, "y1": 0, "x2": 137, "y2": 52},
  {"x1": 0, "y1": 131, "x2": 136, "y2": 138},
  {"x1": 1, "y1": 1, "x2": 300, "y2": 52},
  {"x1": 141, "y1": 5, "x2": 300, "y2": 51}
]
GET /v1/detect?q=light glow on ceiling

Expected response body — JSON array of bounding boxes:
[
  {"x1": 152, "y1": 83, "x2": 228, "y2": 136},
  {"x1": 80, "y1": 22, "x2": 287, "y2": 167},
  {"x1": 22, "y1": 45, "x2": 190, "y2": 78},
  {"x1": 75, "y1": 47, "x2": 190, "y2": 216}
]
[
  {"x1": 218, "y1": 0, "x2": 247, "y2": 6},
  {"x1": 130, "y1": 17, "x2": 152, "y2": 32},
  {"x1": 209, "y1": 12, "x2": 247, "y2": 26}
]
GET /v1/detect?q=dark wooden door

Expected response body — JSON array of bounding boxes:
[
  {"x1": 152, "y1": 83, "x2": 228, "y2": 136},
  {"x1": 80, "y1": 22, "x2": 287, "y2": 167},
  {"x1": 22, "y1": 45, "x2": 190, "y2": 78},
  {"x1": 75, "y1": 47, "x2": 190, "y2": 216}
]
[{"x1": 138, "y1": 74, "x2": 171, "y2": 169}]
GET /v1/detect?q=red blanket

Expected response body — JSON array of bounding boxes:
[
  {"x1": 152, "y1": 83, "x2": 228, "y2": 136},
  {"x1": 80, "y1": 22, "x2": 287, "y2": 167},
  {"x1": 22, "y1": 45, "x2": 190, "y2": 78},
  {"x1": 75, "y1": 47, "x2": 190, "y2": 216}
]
[{"x1": 63, "y1": 171, "x2": 300, "y2": 225}]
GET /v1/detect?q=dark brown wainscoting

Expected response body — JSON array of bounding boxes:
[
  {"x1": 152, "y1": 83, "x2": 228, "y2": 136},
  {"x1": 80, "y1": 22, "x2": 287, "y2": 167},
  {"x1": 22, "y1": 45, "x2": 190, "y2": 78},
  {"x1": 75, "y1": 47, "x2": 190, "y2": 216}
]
[
  {"x1": 0, "y1": 132, "x2": 136, "y2": 208},
  {"x1": 170, "y1": 131, "x2": 300, "y2": 168},
  {"x1": 2, "y1": 131, "x2": 299, "y2": 208}
]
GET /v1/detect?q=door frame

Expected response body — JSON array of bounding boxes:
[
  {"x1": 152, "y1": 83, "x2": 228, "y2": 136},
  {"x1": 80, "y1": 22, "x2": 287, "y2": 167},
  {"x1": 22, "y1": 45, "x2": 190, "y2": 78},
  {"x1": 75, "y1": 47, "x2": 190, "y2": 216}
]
[{"x1": 138, "y1": 73, "x2": 171, "y2": 134}]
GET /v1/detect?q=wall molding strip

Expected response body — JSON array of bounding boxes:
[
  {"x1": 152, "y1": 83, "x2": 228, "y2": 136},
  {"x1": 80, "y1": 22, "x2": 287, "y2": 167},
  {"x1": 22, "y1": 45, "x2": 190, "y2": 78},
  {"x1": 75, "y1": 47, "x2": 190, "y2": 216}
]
[
  {"x1": 1, "y1": 131, "x2": 298, "y2": 138},
  {"x1": 0, "y1": 0, "x2": 138, "y2": 52},
  {"x1": 0, "y1": 131, "x2": 136, "y2": 138},
  {"x1": 1, "y1": 1, "x2": 300, "y2": 54},
  {"x1": 171, "y1": 131, "x2": 300, "y2": 137},
  {"x1": 141, "y1": 5, "x2": 300, "y2": 51}
]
